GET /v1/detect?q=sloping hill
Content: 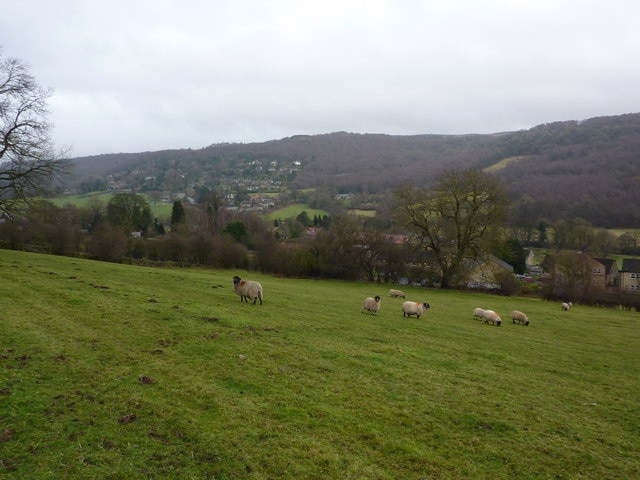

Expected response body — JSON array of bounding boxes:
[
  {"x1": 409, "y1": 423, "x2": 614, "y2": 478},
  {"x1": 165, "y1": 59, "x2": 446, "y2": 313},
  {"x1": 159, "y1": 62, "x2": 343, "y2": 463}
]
[
  {"x1": 68, "y1": 113, "x2": 640, "y2": 226},
  {"x1": 492, "y1": 114, "x2": 640, "y2": 226}
]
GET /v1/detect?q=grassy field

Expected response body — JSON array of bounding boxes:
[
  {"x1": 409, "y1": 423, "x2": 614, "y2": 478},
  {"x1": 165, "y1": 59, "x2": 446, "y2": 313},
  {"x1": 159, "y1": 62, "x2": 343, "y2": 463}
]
[
  {"x1": 50, "y1": 192, "x2": 173, "y2": 220},
  {"x1": 265, "y1": 203, "x2": 329, "y2": 222},
  {"x1": 50, "y1": 192, "x2": 115, "y2": 208},
  {"x1": 0, "y1": 250, "x2": 638, "y2": 479},
  {"x1": 348, "y1": 209, "x2": 376, "y2": 217}
]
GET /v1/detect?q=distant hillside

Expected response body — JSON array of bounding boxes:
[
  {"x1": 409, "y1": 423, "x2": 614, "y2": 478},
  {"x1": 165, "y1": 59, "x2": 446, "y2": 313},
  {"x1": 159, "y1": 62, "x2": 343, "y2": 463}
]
[{"x1": 68, "y1": 113, "x2": 640, "y2": 227}]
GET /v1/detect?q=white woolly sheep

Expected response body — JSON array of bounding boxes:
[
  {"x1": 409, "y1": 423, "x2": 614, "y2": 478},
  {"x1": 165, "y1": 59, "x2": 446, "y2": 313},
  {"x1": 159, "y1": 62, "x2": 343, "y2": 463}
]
[
  {"x1": 482, "y1": 309, "x2": 502, "y2": 326},
  {"x1": 362, "y1": 296, "x2": 382, "y2": 315},
  {"x1": 402, "y1": 301, "x2": 430, "y2": 319},
  {"x1": 510, "y1": 310, "x2": 529, "y2": 326},
  {"x1": 561, "y1": 301, "x2": 572, "y2": 311},
  {"x1": 473, "y1": 307, "x2": 486, "y2": 321},
  {"x1": 233, "y1": 275, "x2": 263, "y2": 305},
  {"x1": 388, "y1": 288, "x2": 406, "y2": 298}
]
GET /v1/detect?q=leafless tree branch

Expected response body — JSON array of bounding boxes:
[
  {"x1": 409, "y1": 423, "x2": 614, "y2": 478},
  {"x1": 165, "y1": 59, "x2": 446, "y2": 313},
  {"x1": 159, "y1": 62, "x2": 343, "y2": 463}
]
[{"x1": 0, "y1": 48, "x2": 70, "y2": 218}]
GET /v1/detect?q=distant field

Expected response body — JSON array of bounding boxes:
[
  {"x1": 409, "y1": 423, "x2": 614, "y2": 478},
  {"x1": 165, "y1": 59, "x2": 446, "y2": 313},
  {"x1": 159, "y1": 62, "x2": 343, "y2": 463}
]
[
  {"x1": 50, "y1": 191, "x2": 113, "y2": 207},
  {"x1": 349, "y1": 208, "x2": 376, "y2": 217},
  {"x1": 483, "y1": 155, "x2": 526, "y2": 172},
  {"x1": 1, "y1": 249, "x2": 638, "y2": 479},
  {"x1": 266, "y1": 203, "x2": 329, "y2": 221},
  {"x1": 266, "y1": 205, "x2": 376, "y2": 221},
  {"x1": 609, "y1": 228, "x2": 640, "y2": 236},
  {"x1": 49, "y1": 192, "x2": 173, "y2": 220}
]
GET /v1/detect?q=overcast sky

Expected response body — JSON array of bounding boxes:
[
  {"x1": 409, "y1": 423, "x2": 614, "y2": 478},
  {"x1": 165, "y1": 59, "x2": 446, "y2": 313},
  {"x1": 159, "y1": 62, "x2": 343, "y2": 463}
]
[{"x1": 2, "y1": 0, "x2": 639, "y2": 157}]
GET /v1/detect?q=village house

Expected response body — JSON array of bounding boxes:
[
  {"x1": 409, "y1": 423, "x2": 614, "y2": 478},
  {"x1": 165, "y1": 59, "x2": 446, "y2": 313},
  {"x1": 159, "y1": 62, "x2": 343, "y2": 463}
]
[
  {"x1": 539, "y1": 252, "x2": 640, "y2": 297},
  {"x1": 619, "y1": 258, "x2": 640, "y2": 293},
  {"x1": 540, "y1": 252, "x2": 609, "y2": 297},
  {"x1": 463, "y1": 255, "x2": 514, "y2": 290},
  {"x1": 593, "y1": 258, "x2": 620, "y2": 287},
  {"x1": 525, "y1": 249, "x2": 543, "y2": 275}
]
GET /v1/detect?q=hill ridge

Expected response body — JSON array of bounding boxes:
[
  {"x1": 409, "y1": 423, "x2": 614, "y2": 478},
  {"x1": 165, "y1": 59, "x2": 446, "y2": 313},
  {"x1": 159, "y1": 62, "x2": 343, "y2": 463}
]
[{"x1": 67, "y1": 112, "x2": 640, "y2": 227}]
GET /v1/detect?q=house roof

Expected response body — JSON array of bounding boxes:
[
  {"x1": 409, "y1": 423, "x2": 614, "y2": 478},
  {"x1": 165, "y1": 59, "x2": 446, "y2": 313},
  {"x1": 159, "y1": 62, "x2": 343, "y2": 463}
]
[
  {"x1": 542, "y1": 252, "x2": 613, "y2": 274},
  {"x1": 593, "y1": 258, "x2": 617, "y2": 273},
  {"x1": 466, "y1": 255, "x2": 514, "y2": 273},
  {"x1": 621, "y1": 258, "x2": 640, "y2": 273}
]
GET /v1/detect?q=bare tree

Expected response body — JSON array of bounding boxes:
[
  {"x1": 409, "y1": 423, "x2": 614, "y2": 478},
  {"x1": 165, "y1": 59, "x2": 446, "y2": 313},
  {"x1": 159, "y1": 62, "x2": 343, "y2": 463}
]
[
  {"x1": 395, "y1": 168, "x2": 510, "y2": 288},
  {"x1": 0, "y1": 49, "x2": 70, "y2": 218}
]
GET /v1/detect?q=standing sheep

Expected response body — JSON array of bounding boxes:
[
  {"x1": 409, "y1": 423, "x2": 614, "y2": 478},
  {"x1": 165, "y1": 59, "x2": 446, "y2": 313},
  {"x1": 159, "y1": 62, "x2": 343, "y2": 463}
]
[
  {"x1": 232, "y1": 275, "x2": 263, "y2": 305},
  {"x1": 402, "y1": 301, "x2": 430, "y2": 319},
  {"x1": 510, "y1": 310, "x2": 529, "y2": 326},
  {"x1": 482, "y1": 309, "x2": 502, "y2": 326},
  {"x1": 362, "y1": 296, "x2": 382, "y2": 315},
  {"x1": 561, "y1": 301, "x2": 572, "y2": 311},
  {"x1": 473, "y1": 307, "x2": 486, "y2": 321},
  {"x1": 388, "y1": 289, "x2": 406, "y2": 298}
]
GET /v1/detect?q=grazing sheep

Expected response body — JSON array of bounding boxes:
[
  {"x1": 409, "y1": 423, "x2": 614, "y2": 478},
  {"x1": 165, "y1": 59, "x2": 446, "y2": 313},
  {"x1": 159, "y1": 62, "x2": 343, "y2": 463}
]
[
  {"x1": 232, "y1": 275, "x2": 263, "y2": 305},
  {"x1": 402, "y1": 301, "x2": 430, "y2": 319},
  {"x1": 388, "y1": 288, "x2": 406, "y2": 298},
  {"x1": 482, "y1": 309, "x2": 502, "y2": 326},
  {"x1": 362, "y1": 296, "x2": 382, "y2": 315},
  {"x1": 561, "y1": 301, "x2": 572, "y2": 311},
  {"x1": 510, "y1": 310, "x2": 529, "y2": 326},
  {"x1": 473, "y1": 307, "x2": 486, "y2": 321}
]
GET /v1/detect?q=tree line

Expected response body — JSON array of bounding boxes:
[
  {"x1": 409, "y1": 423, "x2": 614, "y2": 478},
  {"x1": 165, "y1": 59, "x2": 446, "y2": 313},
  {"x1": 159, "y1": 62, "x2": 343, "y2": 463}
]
[{"x1": 2, "y1": 167, "x2": 639, "y2": 293}]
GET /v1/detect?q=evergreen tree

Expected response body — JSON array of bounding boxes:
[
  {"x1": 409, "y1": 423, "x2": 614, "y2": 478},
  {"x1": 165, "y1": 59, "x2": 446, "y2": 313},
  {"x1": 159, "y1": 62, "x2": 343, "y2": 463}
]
[{"x1": 171, "y1": 200, "x2": 186, "y2": 233}]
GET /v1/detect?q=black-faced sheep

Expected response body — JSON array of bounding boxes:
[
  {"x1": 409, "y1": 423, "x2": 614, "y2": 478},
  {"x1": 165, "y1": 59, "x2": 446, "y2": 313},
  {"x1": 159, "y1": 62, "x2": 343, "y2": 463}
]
[
  {"x1": 561, "y1": 301, "x2": 572, "y2": 311},
  {"x1": 233, "y1": 275, "x2": 263, "y2": 305},
  {"x1": 402, "y1": 301, "x2": 430, "y2": 319},
  {"x1": 388, "y1": 288, "x2": 406, "y2": 298},
  {"x1": 482, "y1": 309, "x2": 502, "y2": 326},
  {"x1": 473, "y1": 307, "x2": 486, "y2": 321},
  {"x1": 362, "y1": 296, "x2": 382, "y2": 315},
  {"x1": 510, "y1": 310, "x2": 529, "y2": 326}
]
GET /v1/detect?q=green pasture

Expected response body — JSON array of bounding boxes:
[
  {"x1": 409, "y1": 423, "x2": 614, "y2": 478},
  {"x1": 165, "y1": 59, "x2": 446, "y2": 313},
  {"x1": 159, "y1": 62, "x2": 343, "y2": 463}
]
[
  {"x1": 50, "y1": 191, "x2": 114, "y2": 207},
  {"x1": 609, "y1": 228, "x2": 640, "y2": 237},
  {"x1": 348, "y1": 208, "x2": 376, "y2": 217},
  {"x1": 266, "y1": 203, "x2": 329, "y2": 221},
  {"x1": 266, "y1": 204, "x2": 376, "y2": 222},
  {"x1": 49, "y1": 192, "x2": 173, "y2": 220},
  {"x1": 0, "y1": 249, "x2": 638, "y2": 479}
]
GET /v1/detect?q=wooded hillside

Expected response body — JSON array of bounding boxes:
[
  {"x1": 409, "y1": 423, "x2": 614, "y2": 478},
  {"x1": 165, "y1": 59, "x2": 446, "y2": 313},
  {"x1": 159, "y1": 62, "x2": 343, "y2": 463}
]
[{"x1": 68, "y1": 113, "x2": 640, "y2": 227}]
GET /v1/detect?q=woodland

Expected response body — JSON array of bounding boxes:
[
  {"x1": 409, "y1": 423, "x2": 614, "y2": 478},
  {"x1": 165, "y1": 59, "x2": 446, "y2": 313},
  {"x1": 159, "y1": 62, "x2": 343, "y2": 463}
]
[{"x1": 67, "y1": 113, "x2": 640, "y2": 228}]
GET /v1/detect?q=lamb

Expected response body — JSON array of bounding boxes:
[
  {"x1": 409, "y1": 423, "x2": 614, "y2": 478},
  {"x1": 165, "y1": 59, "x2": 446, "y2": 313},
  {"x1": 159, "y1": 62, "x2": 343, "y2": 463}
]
[
  {"x1": 232, "y1": 275, "x2": 263, "y2": 305},
  {"x1": 561, "y1": 301, "x2": 572, "y2": 311},
  {"x1": 473, "y1": 307, "x2": 486, "y2": 321},
  {"x1": 402, "y1": 301, "x2": 430, "y2": 319},
  {"x1": 481, "y1": 309, "x2": 502, "y2": 326},
  {"x1": 388, "y1": 288, "x2": 406, "y2": 298},
  {"x1": 510, "y1": 310, "x2": 529, "y2": 326},
  {"x1": 362, "y1": 296, "x2": 382, "y2": 315}
]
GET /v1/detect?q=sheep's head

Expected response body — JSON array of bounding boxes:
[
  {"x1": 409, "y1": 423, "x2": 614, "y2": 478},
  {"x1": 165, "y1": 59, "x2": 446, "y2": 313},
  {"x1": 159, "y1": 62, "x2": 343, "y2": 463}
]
[
  {"x1": 233, "y1": 276, "x2": 241, "y2": 286},
  {"x1": 374, "y1": 295, "x2": 381, "y2": 302},
  {"x1": 423, "y1": 302, "x2": 430, "y2": 309}
]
